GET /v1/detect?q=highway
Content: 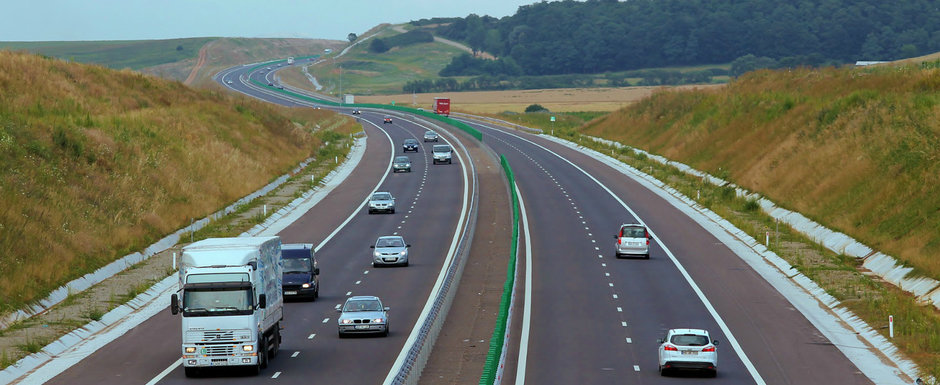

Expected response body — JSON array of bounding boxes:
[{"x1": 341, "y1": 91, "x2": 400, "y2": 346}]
[
  {"x1": 39, "y1": 58, "x2": 883, "y2": 385},
  {"x1": 45, "y1": 59, "x2": 478, "y2": 384},
  {"x1": 461, "y1": 120, "x2": 873, "y2": 384}
]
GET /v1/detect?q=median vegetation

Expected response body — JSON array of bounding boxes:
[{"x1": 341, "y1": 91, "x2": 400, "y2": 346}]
[{"x1": 0, "y1": 51, "x2": 355, "y2": 314}]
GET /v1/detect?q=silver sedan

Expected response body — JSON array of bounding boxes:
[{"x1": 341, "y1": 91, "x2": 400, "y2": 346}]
[
  {"x1": 337, "y1": 296, "x2": 389, "y2": 337},
  {"x1": 371, "y1": 236, "x2": 410, "y2": 267},
  {"x1": 423, "y1": 131, "x2": 439, "y2": 142}
]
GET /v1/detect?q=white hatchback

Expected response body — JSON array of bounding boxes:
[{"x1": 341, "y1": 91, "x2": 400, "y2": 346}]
[
  {"x1": 614, "y1": 223, "x2": 650, "y2": 258},
  {"x1": 657, "y1": 328, "x2": 719, "y2": 377}
]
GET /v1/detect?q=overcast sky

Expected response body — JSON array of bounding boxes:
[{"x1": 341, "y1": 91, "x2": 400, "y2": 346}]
[{"x1": 2, "y1": 0, "x2": 542, "y2": 42}]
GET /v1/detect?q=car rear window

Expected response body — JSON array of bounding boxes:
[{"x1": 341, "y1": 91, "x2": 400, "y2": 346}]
[
  {"x1": 372, "y1": 193, "x2": 392, "y2": 200},
  {"x1": 394, "y1": 156, "x2": 409, "y2": 162},
  {"x1": 433, "y1": 145, "x2": 451, "y2": 152},
  {"x1": 377, "y1": 238, "x2": 404, "y2": 247},
  {"x1": 671, "y1": 334, "x2": 709, "y2": 346},
  {"x1": 621, "y1": 227, "x2": 646, "y2": 238}
]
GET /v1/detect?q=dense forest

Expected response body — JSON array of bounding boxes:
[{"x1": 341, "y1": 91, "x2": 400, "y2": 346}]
[{"x1": 415, "y1": 0, "x2": 940, "y2": 76}]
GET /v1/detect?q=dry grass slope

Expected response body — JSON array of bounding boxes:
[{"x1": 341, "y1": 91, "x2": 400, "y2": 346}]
[
  {"x1": 0, "y1": 51, "x2": 336, "y2": 312},
  {"x1": 584, "y1": 63, "x2": 940, "y2": 278}
]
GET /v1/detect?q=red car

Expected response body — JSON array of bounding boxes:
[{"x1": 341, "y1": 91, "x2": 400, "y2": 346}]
[{"x1": 384, "y1": 116, "x2": 393, "y2": 124}]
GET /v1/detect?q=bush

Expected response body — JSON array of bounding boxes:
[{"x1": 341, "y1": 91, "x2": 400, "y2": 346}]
[{"x1": 525, "y1": 104, "x2": 547, "y2": 113}]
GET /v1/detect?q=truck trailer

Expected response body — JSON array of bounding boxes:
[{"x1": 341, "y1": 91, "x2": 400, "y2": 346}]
[
  {"x1": 433, "y1": 97, "x2": 450, "y2": 116},
  {"x1": 170, "y1": 236, "x2": 284, "y2": 377}
]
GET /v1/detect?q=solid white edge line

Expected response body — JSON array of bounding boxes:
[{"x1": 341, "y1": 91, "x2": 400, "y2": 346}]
[
  {"x1": 514, "y1": 184, "x2": 533, "y2": 385},
  {"x1": 480, "y1": 124, "x2": 767, "y2": 385},
  {"x1": 382, "y1": 118, "x2": 472, "y2": 385},
  {"x1": 143, "y1": 358, "x2": 181, "y2": 385}
]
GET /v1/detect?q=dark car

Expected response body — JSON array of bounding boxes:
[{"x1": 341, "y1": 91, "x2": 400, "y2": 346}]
[
  {"x1": 352, "y1": 109, "x2": 362, "y2": 115},
  {"x1": 281, "y1": 243, "x2": 319, "y2": 301},
  {"x1": 384, "y1": 116, "x2": 393, "y2": 124},
  {"x1": 402, "y1": 138, "x2": 419, "y2": 152}
]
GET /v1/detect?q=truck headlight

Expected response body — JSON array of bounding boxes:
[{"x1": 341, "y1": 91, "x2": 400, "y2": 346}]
[
  {"x1": 185, "y1": 347, "x2": 197, "y2": 354},
  {"x1": 242, "y1": 345, "x2": 254, "y2": 352}
]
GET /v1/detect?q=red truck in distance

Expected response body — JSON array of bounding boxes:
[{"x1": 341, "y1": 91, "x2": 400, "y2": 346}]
[{"x1": 433, "y1": 98, "x2": 450, "y2": 116}]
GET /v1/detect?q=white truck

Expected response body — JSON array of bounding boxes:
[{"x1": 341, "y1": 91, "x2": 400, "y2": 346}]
[
  {"x1": 170, "y1": 236, "x2": 284, "y2": 377},
  {"x1": 287, "y1": 56, "x2": 294, "y2": 65}
]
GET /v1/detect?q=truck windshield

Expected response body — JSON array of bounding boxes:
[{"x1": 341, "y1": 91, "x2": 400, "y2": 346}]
[
  {"x1": 283, "y1": 258, "x2": 312, "y2": 273},
  {"x1": 182, "y1": 288, "x2": 253, "y2": 316}
]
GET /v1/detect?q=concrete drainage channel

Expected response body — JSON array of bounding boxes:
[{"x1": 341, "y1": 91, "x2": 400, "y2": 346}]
[{"x1": 0, "y1": 137, "x2": 367, "y2": 384}]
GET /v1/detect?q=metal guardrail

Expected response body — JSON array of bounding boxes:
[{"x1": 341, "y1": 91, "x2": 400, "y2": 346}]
[{"x1": 451, "y1": 112, "x2": 543, "y2": 134}]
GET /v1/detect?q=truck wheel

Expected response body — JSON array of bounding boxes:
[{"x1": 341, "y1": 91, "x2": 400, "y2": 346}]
[
  {"x1": 271, "y1": 325, "x2": 280, "y2": 358},
  {"x1": 259, "y1": 339, "x2": 268, "y2": 369},
  {"x1": 184, "y1": 367, "x2": 200, "y2": 378}
]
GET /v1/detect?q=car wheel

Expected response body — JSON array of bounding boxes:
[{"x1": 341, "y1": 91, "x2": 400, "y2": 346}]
[
  {"x1": 707, "y1": 369, "x2": 717, "y2": 378},
  {"x1": 338, "y1": 330, "x2": 346, "y2": 338},
  {"x1": 402, "y1": 261, "x2": 409, "y2": 267},
  {"x1": 383, "y1": 327, "x2": 389, "y2": 337},
  {"x1": 368, "y1": 209, "x2": 374, "y2": 214},
  {"x1": 314, "y1": 285, "x2": 319, "y2": 300},
  {"x1": 448, "y1": 159, "x2": 452, "y2": 164},
  {"x1": 390, "y1": 208, "x2": 395, "y2": 214},
  {"x1": 644, "y1": 253, "x2": 650, "y2": 259},
  {"x1": 372, "y1": 262, "x2": 378, "y2": 268},
  {"x1": 659, "y1": 366, "x2": 668, "y2": 377}
]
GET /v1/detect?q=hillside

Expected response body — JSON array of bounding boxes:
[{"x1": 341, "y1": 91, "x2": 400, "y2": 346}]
[
  {"x1": 0, "y1": 51, "x2": 350, "y2": 312},
  {"x1": 582, "y1": 61, "x2": 940, "y2": 279},
  {"x1": 0, "y1": 38, "x2": 346, "y2": 86},
  {"x1": 429, "y1": 0, "x2": 940, "y2": 76}
]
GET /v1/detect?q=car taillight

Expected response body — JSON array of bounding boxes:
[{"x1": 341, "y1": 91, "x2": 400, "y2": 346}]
[
  {"x1": 702, "y1": 346, "x2": 716, "y2": 352},
  {"x1": 617, "y1": 238, "x2": 621, "y2": 245},
  {"x1": 663, "y1": 344, "x2": 678, "y2": 351}
]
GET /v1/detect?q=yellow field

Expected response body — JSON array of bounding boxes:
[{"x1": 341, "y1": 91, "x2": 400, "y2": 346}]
[{"x1": 355, "y1": 85, "x2": 725, "y2": 113}]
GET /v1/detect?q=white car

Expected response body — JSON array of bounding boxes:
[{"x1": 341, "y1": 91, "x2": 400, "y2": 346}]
[
  {"x1": 370, "y1": 236, "x2": 410, "y2": 267},
  {"x1": 657, "y1": 328, "x2": 719, "y2": 377},
  {"x1": 614, "y1": 223, "x2": 650, "y2": 258}
]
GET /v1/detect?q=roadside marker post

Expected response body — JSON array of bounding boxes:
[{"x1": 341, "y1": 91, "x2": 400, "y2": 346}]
[{"x1": 889, "y1": 315, "x2": 894, "y2": 338}]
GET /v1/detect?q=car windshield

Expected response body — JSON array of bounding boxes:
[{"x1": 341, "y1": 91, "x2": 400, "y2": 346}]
[
  {"x1": 372, "y1": 193, "x2": 392, "y2": 200},
  {"x1": 404, "y1": 139, "x2": 418, "y2": 145},
  {"x1": 376, "y1": 238, "x2": 404, "y2": 247},
  {"x1": 621, "y1": 227, "x2": 646, "y2": 238},
  {"x1": 344, "y1": 300, "x2": 382, "y2": 312},
  {"x1": 425, "y1": 132, "x2": 436, "y2": 137},
  {"x1": 394, "y1": 156, "x2": 409, "y2": 163},
  {"x1": 433, "y1": 145, "x2": 451, "y2": 152},
  {"x1": 671, "y1": 334, "x2": 709, "y2": 346},
  {"x1": 283, "y1": 257, "x2": 312, "y2": 273}
]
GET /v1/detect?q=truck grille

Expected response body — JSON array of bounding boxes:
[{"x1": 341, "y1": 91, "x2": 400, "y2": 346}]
[
  {"x1": 185, "y1": 329, "x2": 251, "y2": 343},
  {"x1": 204, "y1": 345, "x2": 235, "y2": 356}
]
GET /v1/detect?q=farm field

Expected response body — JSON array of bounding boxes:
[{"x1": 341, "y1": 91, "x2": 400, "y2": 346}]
[{"x1": 355, "y1": 84, "x2": 724, "y2": 113}]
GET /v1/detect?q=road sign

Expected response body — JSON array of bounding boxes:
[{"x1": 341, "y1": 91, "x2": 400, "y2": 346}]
[{"x1": 550, "y1": 116, "x2": 556, "y2": 122}]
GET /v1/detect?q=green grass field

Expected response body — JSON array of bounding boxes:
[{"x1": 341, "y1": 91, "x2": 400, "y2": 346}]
[{"x1": 0, "y1": 38, "x2": 215, "y2": 70}]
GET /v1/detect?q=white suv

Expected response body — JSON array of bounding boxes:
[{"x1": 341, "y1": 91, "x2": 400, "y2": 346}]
[
  {"x1": 657, "y1": 328, "x2": 719, "y2": 377},
  {"x1": 614, "y1": 223, "x2": 650, "y2": 258}
]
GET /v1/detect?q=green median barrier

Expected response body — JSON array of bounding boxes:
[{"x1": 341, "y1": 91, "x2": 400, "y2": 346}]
[{"x1": 480, "y1": 155, "x2": 520, "y2": 385}]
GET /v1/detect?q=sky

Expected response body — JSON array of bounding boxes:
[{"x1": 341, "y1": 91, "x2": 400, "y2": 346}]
[{"x1": 1, "y1": 0, "x2": 542, "y2": 42}]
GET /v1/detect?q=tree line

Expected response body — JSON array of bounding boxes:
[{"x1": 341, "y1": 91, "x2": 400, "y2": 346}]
[
  {"x1": 414, "y1": 0, "x2": 940, "y2": 76},
  {"x1": 369, "y1": 30, "x2": 434, "y2": 53}
]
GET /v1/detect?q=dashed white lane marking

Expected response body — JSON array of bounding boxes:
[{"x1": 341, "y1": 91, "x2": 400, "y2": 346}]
[
  {"x1": 605, "y1": 273, "x2": 610, "y2": 277},
  {"x1": 364, "y1": 270, "x2": 369, "y2": 274},
  {"x1": 613, "y1": 294, "x2": 619, "y2": 299},
  {"x1": 594, "y1": 246, "x2": 600, "y2": 250},
  {"x1": 291, "y1": 351, "x2": 300, "y2": 358},
  {"x1": 601, "y1": 263, "x2": 607, "y2": 267},
  {"x1": 633, "y1": 365, "x2": 640, "y2": 372},
  {"x1": 272, "y1": 371, "x2": 282, "y2": 378},
  {"x1": 588, "y1": 233, "x2": 592, "y2": 236},
  {"x1": 307, "y1": 334, "x2": 316, "y2": 339},
  {"x1": 401, "y1": 220, "x2": 406, "y2": 224},
  {"x1": 355, "y1": 280, "x2": 361, "y2": 285},
  {"x1": 334, "y1": 304, "x2": 341, "y2": 310},
  {"x1": 617, "y1": 307, "x2": 622, "y2": 312},
  {"x1": 626, "y1": 338, "x2": 633, "y2": 343},
  {"x1": 346, "y1": 291, "x2": 352, "y2": 296},
  {"x1": 322, "y1": 318, "x2": 330, "y2": 323},
  {"x1": 591, "y1": 240, "x2": 596, "y2": 243},
  {"x1": 622, "y1": 321, "x2": 628, "y2": 327},
  {"x1": 609, "y1": 283, "x2": 614, "y2": 287}
]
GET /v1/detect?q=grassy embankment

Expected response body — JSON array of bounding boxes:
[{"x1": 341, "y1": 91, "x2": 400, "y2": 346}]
[
  {"x1": 0, "y1": 50, "x2": 354, "y2": 315},
  {"x1": 500, "y1": 62, "x2": 940, "y2": 376},
  {"x1": 297, "y1": 25, "x2": 470, "y2": 96}
]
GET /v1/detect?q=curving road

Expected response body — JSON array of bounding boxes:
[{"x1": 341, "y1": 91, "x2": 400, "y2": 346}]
[
  {"x1": 460, "y1": 119, "x2": 873, "y2": 384},
  {"x1": 44, "y1": 62, "x2": 477, "y2": 384}
]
